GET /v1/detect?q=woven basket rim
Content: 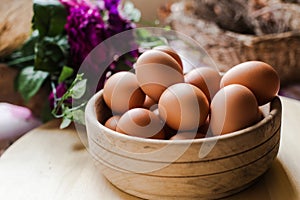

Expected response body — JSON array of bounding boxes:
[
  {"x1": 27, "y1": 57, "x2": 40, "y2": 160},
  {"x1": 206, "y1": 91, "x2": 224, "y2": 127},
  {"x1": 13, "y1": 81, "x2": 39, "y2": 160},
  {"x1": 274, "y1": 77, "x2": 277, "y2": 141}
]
[{"x1": 169, "y1": 1, "x2": 300, "y2": 46}]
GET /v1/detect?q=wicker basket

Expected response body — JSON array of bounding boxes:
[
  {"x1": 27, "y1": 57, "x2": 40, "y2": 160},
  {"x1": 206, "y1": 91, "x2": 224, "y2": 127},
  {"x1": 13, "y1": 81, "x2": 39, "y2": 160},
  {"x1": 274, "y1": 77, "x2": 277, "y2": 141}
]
[{"x1": 167, "y1": 0, "x2": 300, "y2": 85}]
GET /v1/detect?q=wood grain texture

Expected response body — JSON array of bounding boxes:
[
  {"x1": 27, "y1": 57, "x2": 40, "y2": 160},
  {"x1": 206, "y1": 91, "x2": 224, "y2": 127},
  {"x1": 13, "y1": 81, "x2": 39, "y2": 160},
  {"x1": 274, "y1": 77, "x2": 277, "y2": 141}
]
[
  {"x1": 85, "y1": 90, "x2": 282, "y2": 199},
  {"x1": 0, "y1": 120, "x2": 140, "y2": 200},
  {"x1": 96, "y1": 143, "x2": 279, "y2": 199},
  {"x1": 0, "y1": 0, "x2": 32, "y2": 56},
  {"x1": 0, "y1": 96, "x2": 299, "y2": 200},
  {"x1": 87, "y1": 90, "x2": 281, "y2": 162},
  {"x1": 88, "y1": 129, "x2": 280, "y2": 176}
]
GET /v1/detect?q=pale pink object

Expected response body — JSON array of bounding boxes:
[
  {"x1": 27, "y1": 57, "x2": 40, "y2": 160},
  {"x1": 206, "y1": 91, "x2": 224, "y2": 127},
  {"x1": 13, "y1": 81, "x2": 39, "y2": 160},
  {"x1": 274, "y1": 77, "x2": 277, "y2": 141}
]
[{"x1": 0, "y1": 103, "x2": 41, "y2": 150}]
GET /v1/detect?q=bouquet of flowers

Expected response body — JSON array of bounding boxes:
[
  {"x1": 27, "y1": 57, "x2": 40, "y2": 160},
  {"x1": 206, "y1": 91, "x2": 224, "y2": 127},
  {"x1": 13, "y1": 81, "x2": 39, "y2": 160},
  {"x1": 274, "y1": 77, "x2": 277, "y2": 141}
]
[{"x1": 2, "y1": 0, "x2": 145, "y2": 128}]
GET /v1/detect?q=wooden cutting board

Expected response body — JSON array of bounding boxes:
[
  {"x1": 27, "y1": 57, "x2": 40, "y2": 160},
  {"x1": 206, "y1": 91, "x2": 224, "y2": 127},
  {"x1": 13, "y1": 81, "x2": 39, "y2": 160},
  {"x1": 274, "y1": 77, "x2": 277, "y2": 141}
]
[{"x1": 0, "y1": 97, "x2": 299, "y2": 200}]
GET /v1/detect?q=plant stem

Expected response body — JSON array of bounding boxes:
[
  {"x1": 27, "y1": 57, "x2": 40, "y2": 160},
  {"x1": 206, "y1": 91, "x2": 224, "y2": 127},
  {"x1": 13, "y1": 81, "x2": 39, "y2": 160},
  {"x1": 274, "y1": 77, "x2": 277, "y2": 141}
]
[{"x1": 6, "y1": 55, "x2": 35, "y2": 66}]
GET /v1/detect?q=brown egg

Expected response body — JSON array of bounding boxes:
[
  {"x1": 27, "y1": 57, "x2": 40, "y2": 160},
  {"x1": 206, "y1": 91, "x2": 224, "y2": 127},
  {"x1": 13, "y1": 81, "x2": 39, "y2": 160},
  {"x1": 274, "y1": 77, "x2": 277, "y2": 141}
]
[
  {"x1": 153, "y1": 46, "x2": 183, "y2": 69},
  {"x1": 152, "y1": 108, "x2": 160, "y2": 118},
  {"x1": 143, "y1": 95, "x2": 157, "y2": 110},
  {"x1": 104, "y1": 115, "x2": 121, "y2": 131},
  {"x1": 116, "y1": 108, "x2": 165, "y2": 139},
  {"x1": 151, "y1": 108, "x2": 177, "y2": 140},
  {"x1": 135, "y1": 50, "x2": 184, "y2": 101},
  {"x1": 220, "y1": 61, "x2": 280, "y2": 105},
  {"x1": 158, "y1": 83, "x2": 209, "y2": 131},
  {"x1": 185, "y1": 67, "x2": 221, "y2": 102},
  {"x1": 210, "y1": 84, "x2": 260, "y2": 136},
  {"x1": 103, "y1": 72, "x2": 145, "y2": 114},
  {"x1": 169, "y1": 115, "x2": 209, "y2": 140},
  {"x1": 169, "y1": 131, "x2": 206, "y2": 140}
]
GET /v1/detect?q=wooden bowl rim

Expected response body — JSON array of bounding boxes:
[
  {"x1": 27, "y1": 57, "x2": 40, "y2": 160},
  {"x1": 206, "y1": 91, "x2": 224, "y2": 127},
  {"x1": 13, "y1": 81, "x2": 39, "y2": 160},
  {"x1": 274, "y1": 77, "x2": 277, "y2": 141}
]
[{"x1": 87, "y1": 90, "x2": 281, "y2": 145}]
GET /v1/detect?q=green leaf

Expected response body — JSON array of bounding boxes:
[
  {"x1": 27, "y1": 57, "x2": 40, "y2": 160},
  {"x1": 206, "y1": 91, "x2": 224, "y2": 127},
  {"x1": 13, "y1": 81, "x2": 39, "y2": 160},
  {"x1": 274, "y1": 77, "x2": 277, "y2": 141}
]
[
  {"x1": 60, "y1": 117, "x2": 72, "y2": 129},
  {"x1": 51, "y1": 74, "x2": 85, "y2": 118},
  {"x1": 51, "y1": 74, "x2": 87, "y2": 128},
  {"x1": 58, "y1": 66, "x2": 74, "y2": 83},
  {"x1": 33, "y1": 0, "x2": 67, "y2": 37},
  {"x1": 71, "y1": 79, "x2": 87, "y2": 99},
  {"x1": 59, "y1": 108, "x2": 85, "y2": 129},
  {"x1": 17, "y1": 66, "x2": 49, "y2": 102},
  {"x1": 48, "y1": 3, "x2": 68, "y2": 37},
  {"x1": 135, "y1": 29, "x2": 167, "y2": 48},
  {"x1": 33, "y1": 3, "x2": 49, "y2": 37},
  {"x1": 4, "y1": 31, "x2": 38, "y2": 68},
  {"x1": 72, "y1": 109, "x2": 86, "y2": 125},
  {"x1": 135, "y1": 29, "x2": 152, "y2": 39},
  {"x1": 19, "y1": 31, "x2": 39, "y2": 57},
  {"x1": 34, "y1": 35, "x2": 69, "y2": 72}
]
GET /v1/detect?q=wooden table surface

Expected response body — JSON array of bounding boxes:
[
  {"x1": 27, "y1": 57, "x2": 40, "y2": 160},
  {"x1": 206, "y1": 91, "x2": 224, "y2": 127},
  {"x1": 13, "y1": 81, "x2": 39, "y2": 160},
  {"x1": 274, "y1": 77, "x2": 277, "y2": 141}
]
[{"x1": 0, "y1": 96, "x2": 299, "y2": 200}]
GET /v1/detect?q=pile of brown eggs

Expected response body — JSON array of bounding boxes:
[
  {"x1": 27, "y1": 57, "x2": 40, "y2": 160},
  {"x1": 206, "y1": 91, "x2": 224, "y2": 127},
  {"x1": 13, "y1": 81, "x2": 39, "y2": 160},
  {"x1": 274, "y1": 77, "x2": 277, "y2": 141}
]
[{"x1": 101, "y1": 46, "x2": 280, "y2": 140}]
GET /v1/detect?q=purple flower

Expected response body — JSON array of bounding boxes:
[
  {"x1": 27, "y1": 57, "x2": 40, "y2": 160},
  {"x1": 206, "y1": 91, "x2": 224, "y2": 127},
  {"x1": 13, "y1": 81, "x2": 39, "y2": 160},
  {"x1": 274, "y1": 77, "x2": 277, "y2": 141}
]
[
  {"x1": 58, "y1": 0, "x2": 140, "y2": 98},
  {"x1": 60, "y1": 0, "x2": 107, "y2": 68},
  {"x1": 103, "y1": 0, "x2": 120, "y2": 11},
  {"x1": 104, "y1": 0, "x2": 135, "y2": 33},
  {"x1": 60, "y1": 0, "x2": 137, "y2": 71},
  {"x1": 48, "y1": 83, "x2": 68, "y2": 109}
]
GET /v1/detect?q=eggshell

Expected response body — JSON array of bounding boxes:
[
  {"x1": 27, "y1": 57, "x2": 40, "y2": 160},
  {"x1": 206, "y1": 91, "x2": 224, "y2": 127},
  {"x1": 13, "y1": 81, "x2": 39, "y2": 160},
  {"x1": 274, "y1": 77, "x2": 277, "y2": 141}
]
[
  {"x1": 169, "y1": 118, "x2": 209, "y2": 140},
  {"x1": 152, "y1": 45, "x2": 183, "y2": 69},
  {"x1": 220, "y1": 61, "x2": 280, "y2": 105},
  {"x1": 152, "y1": 108, "x2": 160, "y2": 117},
  {"x1": 185, "y1": 67, "x2": 221, "y2": 102},
  {"x1": 104, "y1": 115, "x2": 121, "y2": 131},
  {"x1": 143, "y1": 95, "x2": 157, "y2": 110},
  {"x1": 158, "y1": 83, "x2": 209, "y2": 131},
  {"x1": 103, "y1": 71, "x2": 145, "y2": 114},
  {"x1": 116, "y1": 108, "x2": 165, "y2": 139},
  {"x1": 135, "y1": 50, "x2": 184, "y2": 101},
  {"x1": 210, "y1": 84, "x2": 260, "y2": 136}
]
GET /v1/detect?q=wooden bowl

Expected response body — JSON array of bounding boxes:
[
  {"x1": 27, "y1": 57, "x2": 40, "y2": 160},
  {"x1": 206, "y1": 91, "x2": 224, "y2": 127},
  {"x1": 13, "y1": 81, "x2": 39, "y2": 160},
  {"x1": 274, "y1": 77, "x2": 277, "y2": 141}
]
[{"x1": 85, "y1": 90, "x2": 282, "y2": 199}]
